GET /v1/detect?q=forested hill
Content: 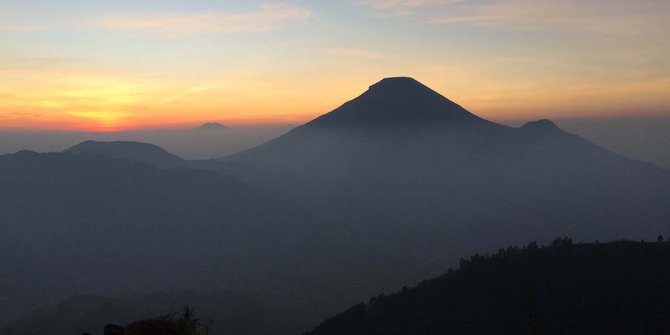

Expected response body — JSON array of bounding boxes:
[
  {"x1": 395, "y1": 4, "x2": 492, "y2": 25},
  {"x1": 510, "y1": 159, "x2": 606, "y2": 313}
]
[{"x1": 305, "y1": 238, "x2": 670, "y2": 335}]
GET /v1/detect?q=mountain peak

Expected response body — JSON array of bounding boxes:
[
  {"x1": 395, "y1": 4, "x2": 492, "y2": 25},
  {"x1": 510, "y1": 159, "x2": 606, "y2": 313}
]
[
  {"x1": 368, "y1": 77, "x2": 423, "y2": 91},
  {"x1": 304, "y1": 77, "x2": 491, "y2": 129},
  {"x1": 365, "y1": 77, "x2": 440, "y2": 100}
]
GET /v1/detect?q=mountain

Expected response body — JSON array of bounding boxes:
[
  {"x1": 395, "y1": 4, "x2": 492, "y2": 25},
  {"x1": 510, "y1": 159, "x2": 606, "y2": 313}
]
[
  {"x1": 226, "y1": 77, "x2": 613, "y2": 186},
  {"x1": 303, "y1": 77, "x2": 493, "y2": 129},
  {"x1": 65, "y1": 141, "x2": 186, "y2": 168},
  {"x1": 306, "y1": 239, "x2": 670, "y2": 335},
  {"x1": 224, "y1": 77, "x2": 670, "y2": 241},
  {"x1": 192, "y1": 122, "x2": 229, "y2": 132},
  {"x1": 217, "y1": 77, "x2": 670, "y2": 302}
]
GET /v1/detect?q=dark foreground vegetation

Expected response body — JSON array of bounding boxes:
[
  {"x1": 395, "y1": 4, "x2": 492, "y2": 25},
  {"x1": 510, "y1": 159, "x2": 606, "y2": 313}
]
[
  {"x1": 100, "y1": 307, "x2": 209, "y2": 335},
  {"x1": 306, "y1": 238, "x2": 670, "y2": 335},
  {"x1": 0, "y1": 291, "x2": 299, "y2": 335}
]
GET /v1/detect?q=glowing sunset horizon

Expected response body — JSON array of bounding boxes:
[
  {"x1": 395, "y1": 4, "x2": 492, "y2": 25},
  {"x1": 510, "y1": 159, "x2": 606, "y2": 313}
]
[{"x1": 2, "y1": 1, "x2": 669, "y2": 131}]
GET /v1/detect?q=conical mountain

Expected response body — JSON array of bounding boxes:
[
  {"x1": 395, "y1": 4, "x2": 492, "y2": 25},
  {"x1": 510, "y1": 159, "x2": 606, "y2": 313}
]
[
  {"x1": 211, "y1": 78, "x2": 670, "y2": 318},
  {"x1": 304, "y1": 77, "x2": 491, "y2": 129},
  {"x1": 222, "y1": 77, "x2": 670, "y2": 245},
  {"x1": 225, "y1": 77, "x2": 571, "y2": 174},
  {"x1": 229, "y1": 77, "x2": 506, "y2": 160}
]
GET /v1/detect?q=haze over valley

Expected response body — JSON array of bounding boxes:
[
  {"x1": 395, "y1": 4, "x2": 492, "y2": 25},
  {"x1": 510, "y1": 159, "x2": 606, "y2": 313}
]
[
  {"x1": 2, "y1": 77, "x2": 670, "y2": 334},
  {"x1": 1, "y1": 1, "x2": 669, "y2": 334}
]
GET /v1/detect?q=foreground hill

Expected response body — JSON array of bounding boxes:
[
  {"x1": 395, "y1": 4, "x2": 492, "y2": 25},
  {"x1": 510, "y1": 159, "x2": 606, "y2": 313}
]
[{"x1": 306, "y1": 239, "x2": 670, "y2": 335}]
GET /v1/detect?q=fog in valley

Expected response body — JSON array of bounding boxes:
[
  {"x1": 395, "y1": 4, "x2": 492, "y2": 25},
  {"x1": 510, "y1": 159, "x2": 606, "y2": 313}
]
[
  {"x1": 2, "y1": 118, "x2": 667, "y2": 169},
  {"x1": 3, "y1": 0, "x2": 670, "y2": 331},
  {"x1": 0, "y1": 125, "x2": 292, "y2": 160}
]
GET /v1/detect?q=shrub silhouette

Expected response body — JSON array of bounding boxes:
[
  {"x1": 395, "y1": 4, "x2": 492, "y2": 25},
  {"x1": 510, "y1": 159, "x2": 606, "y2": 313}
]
[{"x1": 101, "y1": 306, "x2": 210, "y2": 335}]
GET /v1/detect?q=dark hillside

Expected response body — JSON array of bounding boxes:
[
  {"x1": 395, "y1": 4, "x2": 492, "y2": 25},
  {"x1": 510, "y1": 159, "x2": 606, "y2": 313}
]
[{"x1": 306, "y1": 239, "x2": 670, "y2": 335}]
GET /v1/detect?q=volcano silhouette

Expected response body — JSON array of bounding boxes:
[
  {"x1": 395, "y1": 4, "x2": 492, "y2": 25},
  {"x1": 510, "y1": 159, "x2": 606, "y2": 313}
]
[
  {"x1": 225, "y1": 77, "x2": 670, "y2": 243},
  {"x1": 227, "y1": 77, "x2": 579, "y2": 171},
  {"x1": 304, "y1": 77, "x2": 492, "y2": 128}
]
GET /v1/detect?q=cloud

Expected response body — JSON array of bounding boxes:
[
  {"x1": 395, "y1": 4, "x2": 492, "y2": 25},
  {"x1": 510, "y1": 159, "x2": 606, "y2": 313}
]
[
  {"x1": 321, "y1": 47, "x2": 391, "y2": 60},
  {"x1": 0, "y1": 25, "x2": 41, "y2": 32},
  {"x1": 94, "y1": 3, "x2": 313, "y2": 35},
  {"x1": 357, "y1": 0, "x2": 468, "y2": 16},
  {"x1": 359, "y1": 0, "x2": 670, "y2": 35},
  {"x1": 428, "y1": 1, "x2": 664, "y2": 34},
  {"x1": 0, "y1": 55, "x2": 84, "y2": 71},
  {"x1": 0, "y1": 111, "x2": 42, "y2": 122},
  {"x1": 160, "y1": 87, "x2": 212, "y2": 105}
]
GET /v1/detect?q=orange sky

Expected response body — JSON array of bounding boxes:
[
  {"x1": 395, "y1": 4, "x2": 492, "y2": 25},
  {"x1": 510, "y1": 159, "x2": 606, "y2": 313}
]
[{"x1": 1, "y1": 1, "x2": 669, "y2": 131}]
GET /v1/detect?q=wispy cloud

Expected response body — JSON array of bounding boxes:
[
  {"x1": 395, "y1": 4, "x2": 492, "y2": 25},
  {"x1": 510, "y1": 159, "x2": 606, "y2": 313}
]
[
  {"x1": 0, "y1": 55, "x2": 84, "y2": 71},
  {"x1": 94, "y1": 3, "x2": 313, "y2": 35},
  {"x1": 430, "y1": 1, "x2": 669, "y2": 35},
  {"x1": 160, "y1": 87, "x2": 212, "y2": 105},
  {"x1": 359, "y1": 0, "x2": 670, "y2": 35},
  {"x1": 321, "y1": 47, "x2": 391, "y2": 60},
  {"x1": 357, "y1": 0, "x2": 468, "y2": 16},
  {"x1": 0, "y1": 25, "x2": 41, "y2": 32}
]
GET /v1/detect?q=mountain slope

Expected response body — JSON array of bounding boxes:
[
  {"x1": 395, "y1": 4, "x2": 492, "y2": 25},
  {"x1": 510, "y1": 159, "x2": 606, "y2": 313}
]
[{"x1": 306, "y1": 239, "x2": 670, "y2": 335}]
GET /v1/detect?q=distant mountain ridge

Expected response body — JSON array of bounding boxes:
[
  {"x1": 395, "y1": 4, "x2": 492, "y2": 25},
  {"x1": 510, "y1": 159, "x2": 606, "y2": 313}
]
[{"x1": 65, "y1": 140, "x2": 185, "y2": 168}]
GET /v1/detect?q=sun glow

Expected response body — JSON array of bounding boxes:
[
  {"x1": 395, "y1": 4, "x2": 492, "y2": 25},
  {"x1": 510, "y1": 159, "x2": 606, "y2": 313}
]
[
  {"x1": 67, "y1": 111, "x2": 131, "y2": 131},
  {"x1": 1, "y1": 1, "x2": 669, "y2": 131}
]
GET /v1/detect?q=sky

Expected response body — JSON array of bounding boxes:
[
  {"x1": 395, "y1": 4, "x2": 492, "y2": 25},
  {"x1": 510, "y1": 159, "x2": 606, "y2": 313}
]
[{"x1": 1, "y1": 0, "x2": 669, "y2": 131}]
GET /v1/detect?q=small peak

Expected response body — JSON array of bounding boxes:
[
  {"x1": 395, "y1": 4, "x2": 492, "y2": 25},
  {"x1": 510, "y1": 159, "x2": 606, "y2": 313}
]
[
  {"x1": 522, "y1": 119, "x2": 560, "y2": 131},
  {"x1": 193, "y1": 122, "x2": 229, "y2": 131}
]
